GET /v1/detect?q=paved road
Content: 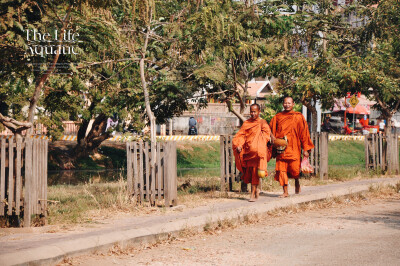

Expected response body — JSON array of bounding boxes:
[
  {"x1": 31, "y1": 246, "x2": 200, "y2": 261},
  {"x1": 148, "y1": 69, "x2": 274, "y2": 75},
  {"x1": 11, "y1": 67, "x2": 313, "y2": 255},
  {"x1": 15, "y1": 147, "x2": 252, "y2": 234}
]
[{"x1": 65, "y1": 197, "x2": 400, "y2": 266}]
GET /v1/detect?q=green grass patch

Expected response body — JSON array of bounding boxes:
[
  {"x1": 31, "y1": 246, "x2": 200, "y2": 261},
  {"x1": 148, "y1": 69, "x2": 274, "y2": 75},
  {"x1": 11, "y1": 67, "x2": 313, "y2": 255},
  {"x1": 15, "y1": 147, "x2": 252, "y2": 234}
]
[
  {"x1": 328, "y1": 140, "x2": 365, "y2": 166},
  {"x1": 177, "y1": 142, "x2": 220, "y2": 168}
]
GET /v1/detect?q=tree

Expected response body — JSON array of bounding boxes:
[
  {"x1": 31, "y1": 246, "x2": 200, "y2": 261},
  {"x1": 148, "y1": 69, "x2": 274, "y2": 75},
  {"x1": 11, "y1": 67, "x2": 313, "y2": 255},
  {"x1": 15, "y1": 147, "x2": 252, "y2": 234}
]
[
  {"x1": 0, "y1": 0, "x2": 122, "y2": 139},
  {"x1": 259, "y1": 0, "x2": 358, "y2": 132},
  {"x1": 347, "y1": 0, "x2": 400, "y2": 132},
  {"x1": 183, "y1": 0, "x2": 286, "y2": 123}
]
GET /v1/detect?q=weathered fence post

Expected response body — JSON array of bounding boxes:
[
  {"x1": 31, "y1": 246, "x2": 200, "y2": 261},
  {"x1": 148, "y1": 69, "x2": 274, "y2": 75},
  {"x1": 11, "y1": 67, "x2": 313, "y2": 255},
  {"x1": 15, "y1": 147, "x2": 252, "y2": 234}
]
[
  {"x1": 164, "y1": 141, "x2": 177, "y2": 206},
  {"x1": 126, "y1": 141, "x2": 177, "y2": 206},
  {"x1": 386, "y1": 133, "x2": 399, "y2": 175},
  {"x1": 0, "y1": 139, "x2": 5, "y2": 216},
  {"x1": 365, "y1": 133, "x2": 399, "y2": 174},
  {"x1": 309, "y1": 132, "x2": 328, "y2": 179},
  {"x1": 319, "y1": 132, "x2": 329, "y2": 180},
  {"x1": 220, "y1": 135, "x2": 226, "y2": 191},
  {"x1": 364, "y1": 135, "x2": 369, "y2": 169},
  {"x1": 219, "y1": 135, "x2": 237, "y2": 192},
  {"x1": 24, "y1": 139, "x2": 32, "y2": 227}
]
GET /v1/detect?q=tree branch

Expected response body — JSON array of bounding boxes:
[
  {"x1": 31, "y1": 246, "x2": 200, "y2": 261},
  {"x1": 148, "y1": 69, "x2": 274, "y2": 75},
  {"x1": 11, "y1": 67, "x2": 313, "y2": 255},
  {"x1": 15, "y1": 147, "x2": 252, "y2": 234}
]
[{"x1": 0, "y1": 113, "x2": 32, "y2": 134}]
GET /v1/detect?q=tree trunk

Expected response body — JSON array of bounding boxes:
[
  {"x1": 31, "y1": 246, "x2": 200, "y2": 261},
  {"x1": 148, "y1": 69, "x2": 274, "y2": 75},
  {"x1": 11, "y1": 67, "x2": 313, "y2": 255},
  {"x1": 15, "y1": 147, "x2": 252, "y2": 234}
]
[
  {"x1": 74, "y1": 113, "x2": 110, "y2": 159},
  {"x1": 140, "y1": 17, "x2": 157, "y2": 197},
  {"x1": 302, "y1": 100, "x2": 318, "y2": 132}
]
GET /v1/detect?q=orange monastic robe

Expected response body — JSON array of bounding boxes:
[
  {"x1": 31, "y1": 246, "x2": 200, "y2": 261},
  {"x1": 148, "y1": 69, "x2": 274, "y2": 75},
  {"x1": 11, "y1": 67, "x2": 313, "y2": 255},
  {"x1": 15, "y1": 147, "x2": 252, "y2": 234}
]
[
  {"x1": 232, "y1": 117, "x2": 271, "y2": 185},
  {"x1": 269, "y1": 110, "x2": 314, "y2": 186}
]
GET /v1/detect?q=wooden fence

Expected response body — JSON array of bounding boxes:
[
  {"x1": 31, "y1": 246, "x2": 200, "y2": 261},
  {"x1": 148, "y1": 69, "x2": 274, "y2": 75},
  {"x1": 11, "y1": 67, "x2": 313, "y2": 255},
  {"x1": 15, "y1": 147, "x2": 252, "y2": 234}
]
[
  {"x1": 126, "y1": 141, "x2": 177, "y2": 206},
  {"x1": 220, "y1": 135, "x2": 239, "y2": 191},
  {"x1": 220, "y1": 133, "x2": 329, "y2": 191},
  {"x1": 365, "y1": 133, "x2": 399, "y2": 174},
  {"x1": 0, "y1": 137, "x2": 48, "y2": 227},
  {"x1": 310, "y1": 132, "x2": 329, "y2": 180}
]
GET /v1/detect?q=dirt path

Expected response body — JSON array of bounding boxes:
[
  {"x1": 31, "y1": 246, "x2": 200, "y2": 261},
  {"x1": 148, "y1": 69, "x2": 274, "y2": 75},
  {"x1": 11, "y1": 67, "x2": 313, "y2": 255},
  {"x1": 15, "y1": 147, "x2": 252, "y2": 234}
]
[{"x1": 62, "y1": 195, "x2": 400, "y2": 266}]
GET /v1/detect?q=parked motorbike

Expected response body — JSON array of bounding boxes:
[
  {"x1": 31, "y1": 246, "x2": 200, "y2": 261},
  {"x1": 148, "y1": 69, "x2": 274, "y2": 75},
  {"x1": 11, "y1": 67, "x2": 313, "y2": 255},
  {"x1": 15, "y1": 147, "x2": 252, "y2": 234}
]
[{"x1": 188, "y1": 126, "x2": 197, "y2": 135}]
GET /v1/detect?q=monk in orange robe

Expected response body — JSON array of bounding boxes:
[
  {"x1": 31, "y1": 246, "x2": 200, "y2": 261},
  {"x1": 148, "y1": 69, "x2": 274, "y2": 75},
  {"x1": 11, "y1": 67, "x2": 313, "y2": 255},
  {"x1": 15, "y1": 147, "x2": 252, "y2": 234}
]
[
  {"x1": 233, "y1": 104, "x2": 271, "y2": 202},
  {"x1": 269, "y1": 97, "x2": 314, "y2": 198}
]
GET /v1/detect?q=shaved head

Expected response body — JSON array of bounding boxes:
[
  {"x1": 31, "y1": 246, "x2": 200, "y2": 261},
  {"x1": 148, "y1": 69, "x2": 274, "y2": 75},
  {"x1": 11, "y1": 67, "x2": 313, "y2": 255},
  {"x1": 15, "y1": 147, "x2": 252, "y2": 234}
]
[
  {"x1": 283, "y1": 97, "x2": 295, "y2": 112},
  {"x1": 250, "y1": 103, "x2": 261, "y2": 111},
  {"x1": 284, "y1": 97, "x2": 294, "y2": 103},
  {"x1": 250, "y1": 103, "x2": 261, "y2": 120}
]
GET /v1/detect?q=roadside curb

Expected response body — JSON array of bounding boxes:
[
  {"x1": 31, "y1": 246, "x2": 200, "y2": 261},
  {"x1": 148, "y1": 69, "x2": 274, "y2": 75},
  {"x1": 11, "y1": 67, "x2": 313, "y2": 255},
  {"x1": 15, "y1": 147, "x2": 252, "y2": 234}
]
[{"x1": 1, "y1": 177, "x2": 399, "y2": 266}]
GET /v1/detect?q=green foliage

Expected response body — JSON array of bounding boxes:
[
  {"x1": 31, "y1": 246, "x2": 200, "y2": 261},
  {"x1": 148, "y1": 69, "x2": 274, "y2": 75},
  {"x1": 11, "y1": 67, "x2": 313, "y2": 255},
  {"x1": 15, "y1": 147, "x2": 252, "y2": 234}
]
[
  {"x1": 347, "y1": 0, "x2": 400, "y2": 122},
  {"x1": 259, "y1": 0, "x2": 353, "y2": 112},
  {"x1": 261, "y1": 94, "x2": 301, "y2": 122}
]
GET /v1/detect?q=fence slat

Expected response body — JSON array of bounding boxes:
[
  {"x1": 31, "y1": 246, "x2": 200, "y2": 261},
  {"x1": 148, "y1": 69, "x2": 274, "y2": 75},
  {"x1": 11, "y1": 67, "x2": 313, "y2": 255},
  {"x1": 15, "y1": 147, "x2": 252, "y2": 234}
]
[
  {"x1": 144, "y1": 142, "x2": 150, "y2": 202},
  {"x1": 39, "y1": 140, "x2": 44, "y2": 215},
  {"x1": 319, "y1": 133, "x2": 328, "y2": 180},
  {"x1": 364, "y1": 136, "x2": 369, "y2": 169},
  {"x1": 15, "y1": 138, "x2": 22, "y2": 215},
  {"x1": 150, "y1": 143, "x2": 156, "y2": 205},
  {"x1": 157, "y1": 142, "x2": 162, "y2": 201},
  {"x1": 34, "y1": 139, "x2": 39, "y2": 215},
  {"x1": 229, "y1": 136, "x2": 234, "y2": 191},
  {"x1": 220, "y1": 136, "x2": 225, "y2": 192},
  {"x1": 372, "y1": 135, "x2": 376, "y2": 169},
  {"x1": 139, "y1": 141, "x2": 144, "y2": 203},
  {"x1": 379, "y1": 134, "x2": 383, "y2": 169},
  {"x1": 7, "y1": 137, "x2": 14, "y2": 215},
  {"x1": 44, "y1": 139, "x2": 48, "y2": 221},
  {"x1": 24, "y1": 139, "x2": 32, "y2": 227},
  {"x1": 126, "y1": 142, "x2": 133, "y2": 196},
  {"x1": 164, "y1": 142, "x2": 177, "y2": 206},
  {"x1": 133, "y1": 142, "x2": 138, "y2": 202},
  {"x1": 316, "y1": 133, "x2": 319, "y2": 172},
  {"x1": 310, "y1": 133, "x2": 315, "y2": 170},
  {"x1": 396, "y1": 133, "x2": 399, "y2": 174},
  {"x1": 224, "y1": 136, "x2": 229, "y2": 192},
  {"x1": 0, "y1": 139, "x2": 5, "y2": 216}
]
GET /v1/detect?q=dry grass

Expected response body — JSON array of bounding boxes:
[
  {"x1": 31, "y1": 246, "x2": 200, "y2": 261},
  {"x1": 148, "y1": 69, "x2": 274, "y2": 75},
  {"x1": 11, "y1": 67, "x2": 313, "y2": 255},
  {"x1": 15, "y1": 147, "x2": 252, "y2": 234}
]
[
  {"x1": 47, "y1": 177, "x2": 165, "y2": 225},
  {"x1": 47, "y1": 164, "x2": 398, "y2": 227}
]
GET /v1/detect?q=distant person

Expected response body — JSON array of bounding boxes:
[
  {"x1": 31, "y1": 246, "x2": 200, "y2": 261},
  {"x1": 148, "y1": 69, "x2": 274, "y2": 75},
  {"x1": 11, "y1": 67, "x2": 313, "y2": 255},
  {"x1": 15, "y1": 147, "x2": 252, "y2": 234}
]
[
  {"x1": 359, "y1": 115, "x2": 369, "y2": 127},
  {"x1": 188, "y1": 117, "x2": 197, "y2": 135},
  {"x1": 269, "y1": 97, "x2": 314, "y2": 198},
  {"x1": 379, "y1": 119, "x2": 385, "y2": 133},
  {"x1": 233, "y1": 104, "x2": 271, "y2": 202},
  {"x1": 321, "y1": 117, "x2": 332, "y2": 132},
  {"x1": 105, "y1": 115, "x2": 118, "y2": 134}
]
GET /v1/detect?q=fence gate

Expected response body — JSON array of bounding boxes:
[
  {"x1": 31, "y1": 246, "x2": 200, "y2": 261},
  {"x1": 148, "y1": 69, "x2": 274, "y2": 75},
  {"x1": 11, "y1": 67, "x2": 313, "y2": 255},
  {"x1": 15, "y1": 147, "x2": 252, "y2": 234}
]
[
  {"x1": 126, "y1": 141, "x2": 177, "y2": 206},
  {"x1": 365, "y1": 133, "x2": 399, "y2": 174},
  {"x1": 220, "y1": 135, "x2": 239, "y2": 191},
  {"x1": 310, "y1": 132, "x2": 329, "y2": 180},
  {"x1": 0, "y1": 137, "x2": 48, "y2": 227}
]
